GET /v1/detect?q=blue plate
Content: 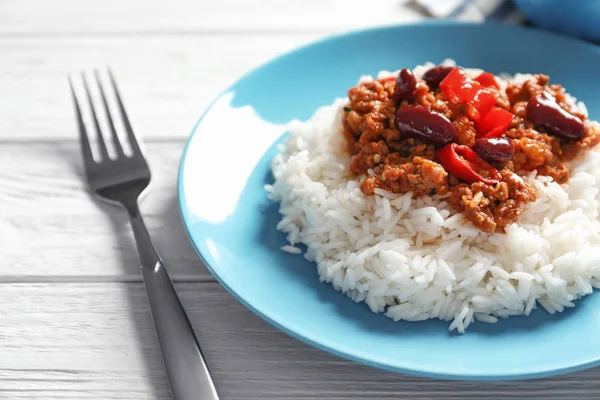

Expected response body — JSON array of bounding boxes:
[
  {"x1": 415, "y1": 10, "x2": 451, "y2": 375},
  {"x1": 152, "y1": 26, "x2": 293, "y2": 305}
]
[{"x1": 178, "y1": 21, "x2": 600, "y2": 381}]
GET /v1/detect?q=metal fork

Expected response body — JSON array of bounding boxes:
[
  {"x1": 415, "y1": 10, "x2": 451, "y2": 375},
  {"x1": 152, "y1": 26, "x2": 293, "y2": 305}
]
[{"x1": 69, "y1": 70, "x2": 220, "y2": 400}]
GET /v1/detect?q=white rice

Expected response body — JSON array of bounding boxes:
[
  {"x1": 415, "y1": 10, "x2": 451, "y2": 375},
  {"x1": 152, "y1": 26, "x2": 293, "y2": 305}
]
[{"x1": 268, "y1": 60, "x2": 600, "y2": 333}]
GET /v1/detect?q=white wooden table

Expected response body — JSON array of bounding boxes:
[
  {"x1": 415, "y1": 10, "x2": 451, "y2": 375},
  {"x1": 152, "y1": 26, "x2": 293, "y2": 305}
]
[{"x1": 1, "y1": 1, "x2": 599, "y2": 398}]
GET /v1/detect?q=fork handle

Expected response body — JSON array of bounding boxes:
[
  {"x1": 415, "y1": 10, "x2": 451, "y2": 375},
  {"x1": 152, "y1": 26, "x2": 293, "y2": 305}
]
[{"x1": 128, "y1": 208, "x2": 220, "y2": 400}]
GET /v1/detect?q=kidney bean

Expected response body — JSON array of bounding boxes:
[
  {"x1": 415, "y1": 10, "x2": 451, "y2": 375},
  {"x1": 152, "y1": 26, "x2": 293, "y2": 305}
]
[
  {"x1": 394, "y1": 68, "x2": 417, "y2": 102},
  {"x1": 395, "y1": 106, "x2": 455, "y2": 146},
  {"x1": 422, "y1": 65, "x2": 454, "y2": 89},
  {"x1": 527, "y1": 92, "x2": 585, "y2": 140},
  {"x1": 475, "y1": 137, "x2": 515, "y2": 163}
]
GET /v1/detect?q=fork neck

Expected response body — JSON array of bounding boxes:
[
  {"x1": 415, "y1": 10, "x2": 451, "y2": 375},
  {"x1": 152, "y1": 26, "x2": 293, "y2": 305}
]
[{"x1": 125, "y1": 203, "x2": 161, "y2": 270}]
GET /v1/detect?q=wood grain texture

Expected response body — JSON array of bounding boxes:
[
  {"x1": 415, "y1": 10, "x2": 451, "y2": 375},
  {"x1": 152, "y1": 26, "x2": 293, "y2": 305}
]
[
  {"x1": 2, "y1": 282, "x2": 600, "y2": 400},
  {"x1": 0, "y1": 142, "x2": 209, "y2": 279},
  {"x1": 0, "y1": 34, "x2": 319, "y2": 140},
  {"x1": 3, "y1": 0, "x2": 600, "y2": 398},
  {"x1": 1, "y1": 0, "x2": 421, "y2": 35}
]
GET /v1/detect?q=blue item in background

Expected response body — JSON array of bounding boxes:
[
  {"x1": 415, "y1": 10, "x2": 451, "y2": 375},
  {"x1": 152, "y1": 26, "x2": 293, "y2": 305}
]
[{"x1": 514, "y1": 0, "x2": 600, "y2": 42}]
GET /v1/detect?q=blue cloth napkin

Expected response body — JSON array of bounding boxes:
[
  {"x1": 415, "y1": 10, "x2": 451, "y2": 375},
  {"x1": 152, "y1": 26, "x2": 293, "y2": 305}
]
[{"x1": 414, "y1": 0, "x2": 600, "y2": 44}]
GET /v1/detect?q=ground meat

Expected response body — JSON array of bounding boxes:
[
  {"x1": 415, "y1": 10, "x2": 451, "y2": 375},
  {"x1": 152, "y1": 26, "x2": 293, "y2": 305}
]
[
  {"x1": 500, "y1": 169, "x2": 537, "y2": 203},
  {"x1": 412, "y1": 81, "x2": 437, "y2": 109},
  {"x1": 386, "y1": 139, "x2": 435, "y2": 159},
  {"x1": 511, "y1": 101, "x2": 528, "y2": 120},
  {"x1": 378, "y1": 157, "x2": 448, "y2": 195},
  {"x1": 487, "y1": 86, "x2": 511, "y2": 111},
  {"x1": 449, "y1": 184, "x2": 497, "y2": 232},
  {"x1": 561, "y1": 121, "x2": 600, "y2": 160},
  {"x1": 509, "y1": 128, "x2": 556, "y2": 168},
  {"x1": 360, "y1": 175, "x2": 382, "y2": 196},
  {"x1": 448, "y1": 170, "x2": 536, "y2": 232},
  {"x1": 361, "y1": 157, "x2": 448, "y2": 196},
  {"x1": 430, "y1": 98, "x2": 452, "y2": 118},
  {"x1": 453, "y1": 115, "x2": 477, "y2": 147},
  {"x1": 345, "y1": 79, "x2": 397, "y2": 145},
  {"x1": 506, "y1": 74, "x2": 548, "y2": 104},
  {"x1": 342, "y1": 70, "x2": 598, "y2": 233},
  {"x1": 349, "y1": 141, "x2": 389, "y2": 175}
]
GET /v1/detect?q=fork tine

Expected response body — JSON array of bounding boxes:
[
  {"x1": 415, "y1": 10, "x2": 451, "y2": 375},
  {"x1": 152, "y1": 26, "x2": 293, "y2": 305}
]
[
  {"x1": 107, "y1": 68, "x2": 142, "y2": 155},
  {"x1": 69, "y1": 76, "x2": 95, "y2": 169},
  {"x1": 82, "y1": 72, "x2": 110, "y2": 162},
  {"x1": 95, "y1": 70, "x2": 124, "y2": 157}
]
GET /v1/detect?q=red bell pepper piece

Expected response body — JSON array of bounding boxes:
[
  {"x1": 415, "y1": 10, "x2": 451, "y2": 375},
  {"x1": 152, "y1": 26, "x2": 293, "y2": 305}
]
[
  {"x1": 474, "y1": 72, "x2": 500, "y2": 89},
  {"x1": 468, "y1": 90, "x2": 497, "y2": 121},
  {"x1": 439, "y1": 68, "x2": 479, "y2": 103},
  {"x1": 477, "y1": 107, "x2": 513, "y2": 138},
  {"x1": 440, "y1": 68, "x2": 497, "y2": 121},
  {"x1": 436, "y1": 143, "x2": 502, "y2": 185}
]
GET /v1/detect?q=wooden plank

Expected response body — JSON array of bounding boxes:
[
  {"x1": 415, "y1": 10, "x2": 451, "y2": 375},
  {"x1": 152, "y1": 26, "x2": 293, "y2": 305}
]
[
  {"x1": 0, "y1": 34, "x2": 321, "y2": 140},
  {"x1": 0, "y1": 283, "x2": 171, "y2": 399},
  {"x1": 1, "y1": 282, "x2": 599, "y2": 399},
  {"x1": 0, "y1": 142, "x2": 209, "y2": 280},
  {"x1": 0, "y1": 0, "x2": 422, "y2": 35}
]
